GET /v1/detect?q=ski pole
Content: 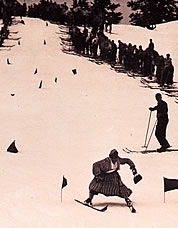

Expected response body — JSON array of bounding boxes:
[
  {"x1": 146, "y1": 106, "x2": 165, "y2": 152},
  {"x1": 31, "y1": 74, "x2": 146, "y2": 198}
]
[
  {"x1": 143, "y1": 111, "x2": 152, "y2": 147},
  {"x1": 145, "y1": 119, "x2": 157, "y2": 151}
]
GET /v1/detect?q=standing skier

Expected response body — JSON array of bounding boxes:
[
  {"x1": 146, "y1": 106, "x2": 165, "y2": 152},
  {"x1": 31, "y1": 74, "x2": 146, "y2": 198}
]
[
  {"x1": 84, "y1": 149, "x2": 138, "y2": 211},
  {"x1": 149, "y1": 93, "x2": 170, "y2": 152}
]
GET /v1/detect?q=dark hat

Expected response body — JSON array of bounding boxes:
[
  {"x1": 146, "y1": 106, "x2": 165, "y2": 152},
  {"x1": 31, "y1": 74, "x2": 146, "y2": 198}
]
[{"x1": 109, "y1": 149, "x2": 118, "y2": 157}]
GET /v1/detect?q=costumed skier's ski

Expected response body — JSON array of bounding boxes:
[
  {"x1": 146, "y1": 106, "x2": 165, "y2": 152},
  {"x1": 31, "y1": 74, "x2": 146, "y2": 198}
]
[
  {"x1": 123, "y1": 147, "x2": 178, "y2": 154},
  {"x1": 74, "y1": 199, "x2": 108, "y2": 212}
]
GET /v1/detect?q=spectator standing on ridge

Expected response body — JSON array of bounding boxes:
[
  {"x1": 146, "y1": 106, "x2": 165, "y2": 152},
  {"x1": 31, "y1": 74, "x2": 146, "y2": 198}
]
[
  {"x1": 163, "y1": 54, "x2": 174, "y2": 86},
  {"x1": 148, "y1": 39, "x2": 154, "y2": 51},
  {"x1": 110, "y1": 40, "x2": 117, "y2": 64}
]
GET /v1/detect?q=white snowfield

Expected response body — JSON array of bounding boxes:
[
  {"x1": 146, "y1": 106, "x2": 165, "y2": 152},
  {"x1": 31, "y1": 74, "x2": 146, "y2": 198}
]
[{"x1": 0, "y1": 17, "x2": 178, "y2": 228}]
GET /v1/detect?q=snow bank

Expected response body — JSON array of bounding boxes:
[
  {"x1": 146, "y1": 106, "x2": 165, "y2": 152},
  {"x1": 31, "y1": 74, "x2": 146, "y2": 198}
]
[{"x1": 0, "y1": 17, "x2": 177, "y2": 228}]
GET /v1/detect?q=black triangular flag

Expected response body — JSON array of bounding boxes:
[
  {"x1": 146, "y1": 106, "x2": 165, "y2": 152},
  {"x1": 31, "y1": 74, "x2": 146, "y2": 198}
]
[
  {"x1": 7, "y1": 58, "x2": 11, "y2": 65},
  {"x1": 72, "y1": 69, "x2": 77, "y2": 75},
  {"x1": 7, "y1": 140, "x2": 18, "y2": 153},
  {"x1": 62, "y1": 176, "x2": 67, "y2": 189},
  {"x1": 39, "y1": 80, "x2": 42, "y2": 88},
  {"x1": 18, "y1": 40, "x2": 20, "y2": 45},
  {"x1": 34, "y1": 68, "x2": 38, "y2": 74},
  {"x1": 55, "y1": 77, "x2": 57, "y2": 83},
  {"x1": 164, "y1": 177, "x2": 178, "y2": 192},
  {"x1": 46, "y1": 22, "x2": 48, "y2": 26},
  {"x1": 44, "y1": 40, "x2": 46, "y2": 45}
]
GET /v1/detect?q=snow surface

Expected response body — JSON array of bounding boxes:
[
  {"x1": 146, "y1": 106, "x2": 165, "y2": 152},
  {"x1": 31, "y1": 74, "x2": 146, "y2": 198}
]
[{"x1": 0, "y1": 17, "x2": 178, "y2": 228}]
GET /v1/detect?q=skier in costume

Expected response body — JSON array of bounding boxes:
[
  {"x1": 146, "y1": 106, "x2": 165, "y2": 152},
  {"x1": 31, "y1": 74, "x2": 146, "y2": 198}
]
[
  {"x1": 149, "y1": 93, "x2": 170, "y2": 152},
  {"x1": 84, "y1": 149, "x2": 137, "y2": 208}
]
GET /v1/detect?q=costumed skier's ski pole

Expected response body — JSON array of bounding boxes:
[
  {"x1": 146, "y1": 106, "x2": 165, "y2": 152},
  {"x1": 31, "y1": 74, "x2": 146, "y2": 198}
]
[
  {"x1": 145, "y1": 119, "x2": 157, "y2": 151},
  {"x1": 143, "y1": 111, "x2": 152, "y2": 147}
]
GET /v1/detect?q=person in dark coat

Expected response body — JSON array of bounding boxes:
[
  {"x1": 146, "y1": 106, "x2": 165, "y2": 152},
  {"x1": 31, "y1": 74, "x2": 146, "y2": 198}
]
[
  {"x1": 148, "y1": 38, "x2": 154, "y2": 51},
  {"x1": 156, "y1": 55, "x2": 165, "y2": 85},
  {"x1": 163, "y1": 54, "x2": 174, "y2": 86},
  {"x1": 110, "y1": 40, "x2": 117, "y2": 64},
  {"x1": 84, "y1": 149, "x2": 137, "y2": 207},
  {"x1": 149, "y1": 93, "x2": 170, "y2": 152}
]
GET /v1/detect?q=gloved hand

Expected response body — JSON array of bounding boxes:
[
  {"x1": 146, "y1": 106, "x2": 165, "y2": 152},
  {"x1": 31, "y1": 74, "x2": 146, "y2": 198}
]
[
  {"x1": 149, "y1": 107, "x2": 154, "y2": 111},
  {"x1": 132, "y1": 168, "x2": 137, "y2": 175}
]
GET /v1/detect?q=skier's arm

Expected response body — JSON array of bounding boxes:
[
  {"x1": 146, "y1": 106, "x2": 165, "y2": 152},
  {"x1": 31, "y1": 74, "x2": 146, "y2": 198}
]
[
  {"x1": 149, "y1": 105, "x2": 158, "y2": 111},
  {"x1": 119, "y1": 157, "x2": 137, "y2": 174}
]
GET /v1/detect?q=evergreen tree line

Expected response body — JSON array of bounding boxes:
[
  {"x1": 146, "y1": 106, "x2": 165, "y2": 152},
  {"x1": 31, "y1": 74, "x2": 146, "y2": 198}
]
[
  {"x1": 127, "y1": 0, "x2": 178, "y2": 29},
  {"x1": 0, "y1": 0, "x2": 177, "y2": 30},
  {"x1": 27, "y1": 0, "x2": 123, "y2": 29},
  {"x1": 0, "y1": 0, "x2": 26, "y2": 46},
  {"x1": 0, "y1": 0, "x2": 26, "y2": 25},
  {"x1": 27, "y1": 0, "x2": 178, "y2": 29}
]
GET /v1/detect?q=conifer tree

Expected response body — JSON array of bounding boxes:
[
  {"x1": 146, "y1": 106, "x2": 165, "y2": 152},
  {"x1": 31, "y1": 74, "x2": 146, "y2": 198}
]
[
  {"x1": 90, "y1": 0, "x2": 123, "y2": 29},
  {"x1": 127, "y1": 0, "x2": 178, "y2": 29}
]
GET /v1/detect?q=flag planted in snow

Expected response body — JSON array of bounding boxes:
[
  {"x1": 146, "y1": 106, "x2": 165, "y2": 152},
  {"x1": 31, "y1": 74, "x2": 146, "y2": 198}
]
[
  {"x1": 39, "y1": 80, "x2": 43, "y2": 88},
  {"x1": 7, "y1": 58, "x2": 11, "y2": 65},
  {"x1": 34, "y1": 68, "x2": 38, "y2": 74},
  {"x1": 7, "y1": 140, "x2": 18, "y2": 153},
  {"x1": 72, "y1": 69, "x2": 77, "y2": 75},
  {"x1": 164, "y1": 177, "x2": 178, "y2": 192},
  {"x1": 61, "y1": 176, "x2": 67, "y2": 189}
]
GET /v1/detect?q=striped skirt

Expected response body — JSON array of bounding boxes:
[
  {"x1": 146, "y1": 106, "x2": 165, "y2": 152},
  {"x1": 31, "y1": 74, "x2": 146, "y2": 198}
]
[{"x1": 89, "y1": 172, "x2": 132, "y2": 198}]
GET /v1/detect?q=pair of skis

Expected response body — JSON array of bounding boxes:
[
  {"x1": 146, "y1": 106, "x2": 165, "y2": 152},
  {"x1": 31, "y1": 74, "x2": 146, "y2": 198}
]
[
  {"x1": 123, "y1": 147, "x2": 178, "y2": 154},
  {"x1": 74, "y1": 199, "x2": 136, "y2": 213}
]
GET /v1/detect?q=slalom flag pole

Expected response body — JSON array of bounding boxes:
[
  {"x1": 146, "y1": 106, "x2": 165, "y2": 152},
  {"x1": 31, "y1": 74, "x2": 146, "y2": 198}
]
[
  {"x1": 61, "y1": 176, "x2": 67, "y2": 203},
  {"x1": 61, "y1": 188, "x2": 62, "y2": 203}
]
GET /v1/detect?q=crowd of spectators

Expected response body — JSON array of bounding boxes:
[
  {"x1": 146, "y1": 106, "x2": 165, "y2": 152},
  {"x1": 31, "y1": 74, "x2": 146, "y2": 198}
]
[
  {"x1": 0, "y1": 24, "x2": 9, "y2": 46},
  {"x1": 69, "y1": 26, "x2": 174, "y2": 87},
  {"x1": 118, "y1": 39, "x2": 174, "y2": 86}
]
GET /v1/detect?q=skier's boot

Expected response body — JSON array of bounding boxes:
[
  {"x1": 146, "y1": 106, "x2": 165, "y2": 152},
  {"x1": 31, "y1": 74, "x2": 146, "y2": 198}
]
[
  {"x1": 84, "y1": 198, "x2": 93, "y2": 206},
  {"x1": 125, "y1": 198, "x2": 133, "y2": 207},
  {"x1": 125, "y1": 198, "x2": 136, "y2": 213}
]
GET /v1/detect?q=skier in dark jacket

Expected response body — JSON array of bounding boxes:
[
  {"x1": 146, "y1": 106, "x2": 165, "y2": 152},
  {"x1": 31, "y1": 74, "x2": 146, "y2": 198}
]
[
  {"x1": 84, "y1": 149, "x2": 138, "y2": 208},
  {"x1": 149, "y1": 93, "x2": 170, "y2": 152}
]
